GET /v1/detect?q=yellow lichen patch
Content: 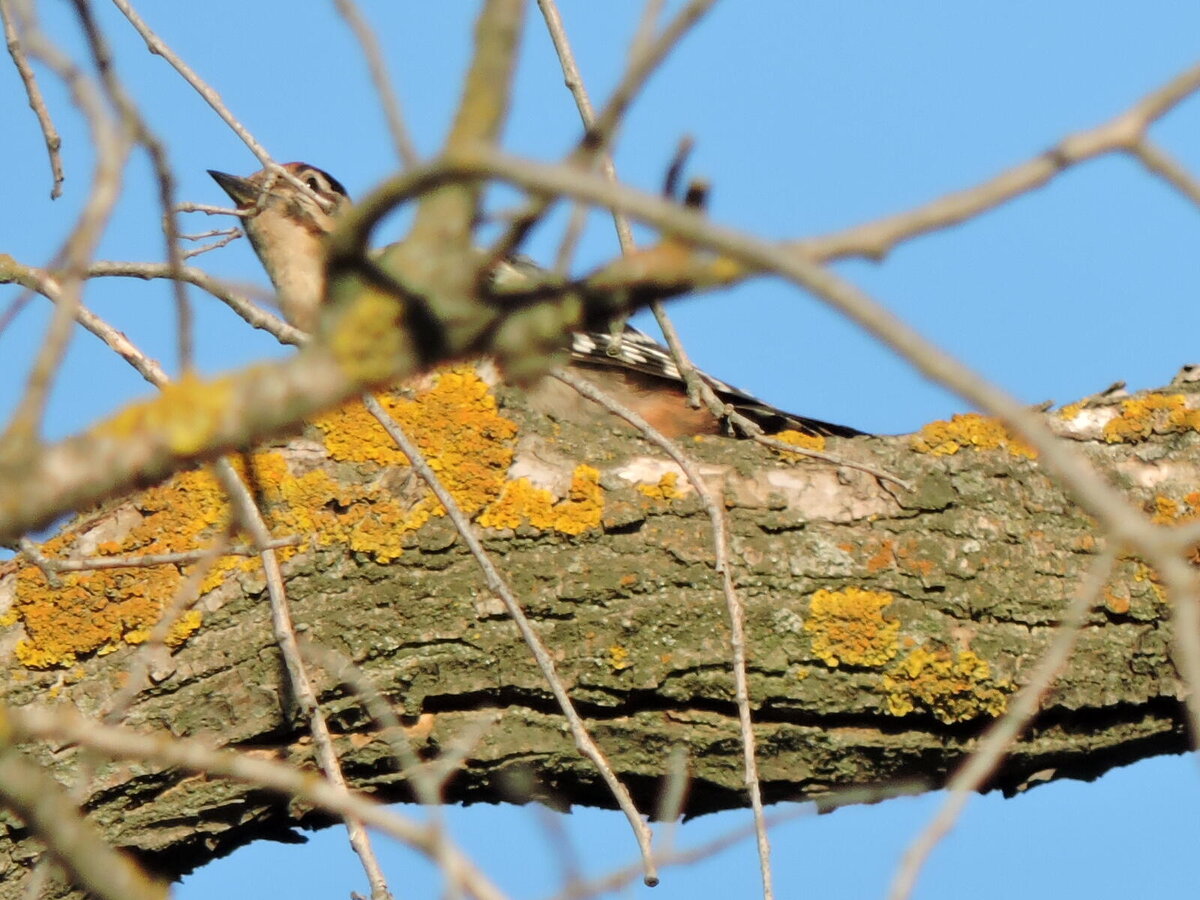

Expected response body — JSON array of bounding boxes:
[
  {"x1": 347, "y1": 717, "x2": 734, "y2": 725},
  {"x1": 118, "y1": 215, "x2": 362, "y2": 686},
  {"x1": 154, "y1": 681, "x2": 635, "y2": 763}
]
[
  {"x1": 315, "y1": 367, "x2": 518, "y2": 517},
  {"x1": 771, "y1": 429, "x2": 827, "y2": 453},
  {"x1": 9, "y1": 465, "x2": 228, "y2": 668},
  {"x1": 636, "y1": 471, "x2": 682, "y2": 501},
  {"x1": 804, "y1": 587, "x2": 900, "y2": 668},
  {"x1": 259, "y1": 450, "x2": 436, "y2": 563},
  {"x1": 96, "y1": 373, "x2": 236, "y2": 455},
  {"x1": 123, "y1": 610, "x2": 204, "y2": 648},
  {"x1": 1152, "y1": 495, "x2": 1181, "y2": 525},
  {"x1": 1103, "y1": 393, "x2": 1200, "y2": 443},
  {"x1": 477, "y1": 479, "x2": 556, "y2": 530},
  {"x1": 341, "y1": 496, "x2": 436, "y2": 562},
  {"x1": 1147, "y1": 492, "x2": 1200, "y2": 530},
  {"x1": 883, "y1": 647, "x2": 1011, "y2": 723},
  {"x1": 1170, "y1": 406, "x2": 1200, "y2": 431},
  {"x1": 1057, "y1": 401, "x2": 1084, "y2": 421},
  {"x1": 556, "y1": 465, "x2": 604, "y2": 535},
  {"x1": 313, "y1": 398, "x2": 411, "y2": 468},
  {"x1": 477, "y1": 465, "x2": 604, "y2": 536},
  {"x1": 1132, "y1": 561, "x2": 1167, "y2": 605},
  {"x1": 6, "y1": 451, "x2": 328, "y2": 669},
  {"x1": 911, "y1": 413, "x2": 1036, "y2": 458},
  {"x1": 608, "y1": 645, "x2": 632, "y2": 671}
]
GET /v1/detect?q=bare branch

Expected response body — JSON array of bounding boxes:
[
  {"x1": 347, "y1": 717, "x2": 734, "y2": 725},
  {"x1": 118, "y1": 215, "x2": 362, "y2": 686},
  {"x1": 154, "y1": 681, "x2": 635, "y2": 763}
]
[
  {"x1": 0, "y1": 737, "x2": 168, "y2": 900},
  {"x1": 554, "y1": 369, "x2": 774, "y2": 898},
  {"x1": 331, "y1": 0, "x2": 420, "y2": 169},
  {"x1": 1132, "y1": 139, "x2": 1200, "y2": 211},
  {"x1": 490, "y1": 0, "x2": 715, "y2": 263},
  {"x1": 70, "y1": 0, "x2": 193, "y2": 373},
  {"x1": 361, "y1": 392, "x2": 660, "y2": 885},
  {"x1": 800, "y1": 62, "x2": 1200, "y2": 262},
  {"x1": 890, "y1": 547, "x2": 1119, "y2": 900},
  {"x1": 0, "y1": 2, "x2": 130, "y2": 461},
  {"x1": 214, "y1": 457, "x2": 394, "y2": 900},
  {"x1": 0, "y1": 0, "x2": 63, "y2": 198},
  {"x1": 108, "y1": 0, "x2": 275, "y2": 169},
  {"x1": 9, "y1": 706, "x2": 511, "y2": 900}
]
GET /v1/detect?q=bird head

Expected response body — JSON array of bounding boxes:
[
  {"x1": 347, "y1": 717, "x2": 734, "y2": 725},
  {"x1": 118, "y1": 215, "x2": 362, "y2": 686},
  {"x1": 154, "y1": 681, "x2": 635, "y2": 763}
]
[{"x1": 208, "y1": 162, "x2": 351, "y2": 332}]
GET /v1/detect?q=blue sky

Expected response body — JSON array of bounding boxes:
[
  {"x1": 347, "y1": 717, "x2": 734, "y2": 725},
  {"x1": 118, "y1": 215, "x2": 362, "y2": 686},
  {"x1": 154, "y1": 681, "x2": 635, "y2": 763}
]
[{"x1": 3, "y1": 2, "x2": 1200, "y2": 898}]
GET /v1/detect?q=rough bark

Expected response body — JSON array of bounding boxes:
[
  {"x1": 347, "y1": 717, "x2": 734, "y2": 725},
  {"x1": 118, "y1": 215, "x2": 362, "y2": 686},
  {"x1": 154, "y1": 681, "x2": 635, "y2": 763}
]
[{"x1": 0, "y1": 375, "x2": 1195, "y2": 896}]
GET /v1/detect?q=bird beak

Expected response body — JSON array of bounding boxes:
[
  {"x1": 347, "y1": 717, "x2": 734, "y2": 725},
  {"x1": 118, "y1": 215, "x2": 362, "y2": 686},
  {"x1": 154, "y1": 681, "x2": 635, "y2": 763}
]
[{"x1": 207, "y1": 169, "x2": 259, "y2": 207}]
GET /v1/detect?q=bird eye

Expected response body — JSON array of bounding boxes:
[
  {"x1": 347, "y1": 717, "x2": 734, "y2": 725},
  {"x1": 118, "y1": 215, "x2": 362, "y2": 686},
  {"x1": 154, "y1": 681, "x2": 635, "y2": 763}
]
[{"x1": 305, "y1": 174, "x2": 322, "y2": 191}]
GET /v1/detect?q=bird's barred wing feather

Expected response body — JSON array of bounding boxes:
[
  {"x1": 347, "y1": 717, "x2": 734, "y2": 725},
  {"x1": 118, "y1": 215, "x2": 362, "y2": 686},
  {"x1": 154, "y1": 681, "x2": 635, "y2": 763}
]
[
  {"x1": 569, "y1": 328, "x2": 863, "y2": 438},
  {"x1": 493, "y1": 255, "x2": 863, "y2": 438}
]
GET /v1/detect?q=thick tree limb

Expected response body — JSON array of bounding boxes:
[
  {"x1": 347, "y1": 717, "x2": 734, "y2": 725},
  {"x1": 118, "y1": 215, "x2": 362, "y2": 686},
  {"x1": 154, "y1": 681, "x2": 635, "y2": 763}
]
[{"x1": 0, "y1": 378, "x2": 1194, "y2": 897}]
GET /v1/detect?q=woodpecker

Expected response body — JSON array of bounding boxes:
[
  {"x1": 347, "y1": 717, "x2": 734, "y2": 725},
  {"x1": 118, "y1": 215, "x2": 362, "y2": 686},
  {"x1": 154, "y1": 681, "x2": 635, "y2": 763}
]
[{"x1": 208, "y1": 162, "x2": 862, "y2": 439}]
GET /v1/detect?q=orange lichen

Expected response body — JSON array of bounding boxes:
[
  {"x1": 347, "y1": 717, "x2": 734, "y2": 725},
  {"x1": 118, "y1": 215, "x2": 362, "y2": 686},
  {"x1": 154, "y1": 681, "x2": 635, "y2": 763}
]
[
  {"x1": 5, "y1": 463, "x2": 236, "y2": 668},
  {"x1": 771, "y1": 429, "x2": 827, "y2": 453},
  {"x1": 1103, "y1": 588, "x2": 1131, "y2": 616},
  {"x1": 4, "y1": 446, "x2": 362, "y2": 668},
  {"x1": 911, "y1": 413, "x2": 1036, "y2": 458},
  {"x1": 636, "y1": 471, "x2": 682, "y2": 501},
  {"x1": 805, "y1": 587, "x2": 900, "y2": 668},
  {"x1": 478, "y1": 478, "x2": 557, "y2": 530},
  {"x1": 557, "y1": 465, "x2": 604, "y2": 534},
  {"x1": 342, "y1": 498, "x2": 435, "y2": 562},
  {"x1": 477, "y1": 465, "x2": 604, "y2": 535},
  {"x1": 883, "y1": 647, "x2": 1011, "y2": 723},
  {"x1": 865, "y1": 539, "x2": 896, "y2": 574},
  {"x1": 1152, "y1": 495, "x2": 1181, "y2": 525},
  {"x1": 6, "y1": 366, "x2": 599, "y2": 667},
  {"x1": 895, "y1": 540, "x2": 936, "y2": 578},
  {"x1": 315, "y1": 367, "x2": 518, "y2": 517},
  {"x1": 1103, "y1": 393, "x2": 1200, "y2": 443}
]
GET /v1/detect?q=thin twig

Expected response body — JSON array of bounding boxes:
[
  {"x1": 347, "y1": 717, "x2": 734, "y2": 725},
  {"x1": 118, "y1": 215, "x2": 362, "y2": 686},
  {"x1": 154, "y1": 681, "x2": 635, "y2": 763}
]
[
  {"x1": 535, "y1": 0, "x2": 637, "y2": 254},
  {"x1": 0, "y1": 1, "x2": 129, "y2": 459},
  {"x1": 100, "y1": 532, "x2": 233, "y2": 724},
  {"x1": 180, "y1": 228, "x2": 242, "y2": 259},
  {"x1": 490, "y1": 0, "x2": 715, "y2": 263},
  {"x1": 10, "y1": 705, "x2": 511, "y2": 900},
  {"x1": 175, "y1": 201, "x2": 247, "y2": 217},
  {"x1": 22, "y1": 535, "x2": 298, "y2": 573},
  {"x1": 332, "y1": 0, "x2": 420, "y2": 169},
  {"x1": 86, "y1": 260, "x2": 302, "y2": 344},
  {"x1": 214, "y1": 459, "x2": 394, "y2": 900},
  {"x1": 890, "y1": 547, "x2": 1118, "y2": 900},
  {"x1": 553, "y1": 369, "x2": 775, "y2": 899},
  {"x1": 360, "y1": 392, "x2": 660, "y2": 886},
  {"x1": 1131, "y1": 139, "x2": 1200, "y2": 211},
  {"x1": 107, "y1": 0, "x2": 331, "y2": 209},
  {"x1": 108, "y1": 0, "x2": 272, "y2": 167},
  {"x1": 70, "y1": 0, "x2": 193, "y2": 373},
  {"x1": 0, "y1": 0, "x2": 64, "y2": 198},
  {"x1": 0, "y1": 736, "x2": 168, "y2": 900}
]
